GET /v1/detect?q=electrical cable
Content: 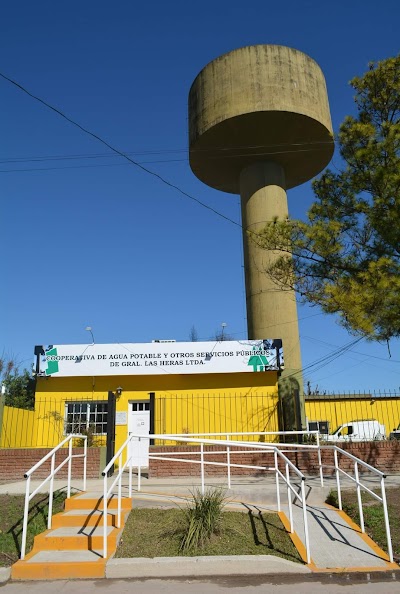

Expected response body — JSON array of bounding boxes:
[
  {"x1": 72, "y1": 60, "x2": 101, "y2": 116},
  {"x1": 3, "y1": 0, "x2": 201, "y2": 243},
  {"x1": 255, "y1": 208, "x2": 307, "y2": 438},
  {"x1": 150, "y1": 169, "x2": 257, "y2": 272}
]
[
  {"x1": 302, "y1": 335, "x2": 400, "y2": 363},
  {"x1": 0, "y1": 70, "x2": 339, "y2": 228},
  {"x1": 0, "y1": 70, "x2": 241, "y2": 228},
  {"x1": 0, "y1": 138, "x2": 340, "y2": 165},
  {"x1": 2, "y1": 70, "x2": 362, "y2": 376},
  {"x1": 0, "y1": 145, "x2": 335, "y2": 172},
  {"x1": 0, "y1": 159, "x2": 185, "y2": 174},
  {"x1": 283, "y1": 337, "x2": 364, "y2": 381}
]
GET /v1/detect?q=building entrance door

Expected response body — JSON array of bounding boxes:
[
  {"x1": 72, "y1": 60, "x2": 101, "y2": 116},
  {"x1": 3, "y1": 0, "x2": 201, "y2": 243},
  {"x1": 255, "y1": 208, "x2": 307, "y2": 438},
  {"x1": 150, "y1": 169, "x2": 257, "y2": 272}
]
[{"x1": 128, "y1": 401, "x2": 150, "y2": 467}]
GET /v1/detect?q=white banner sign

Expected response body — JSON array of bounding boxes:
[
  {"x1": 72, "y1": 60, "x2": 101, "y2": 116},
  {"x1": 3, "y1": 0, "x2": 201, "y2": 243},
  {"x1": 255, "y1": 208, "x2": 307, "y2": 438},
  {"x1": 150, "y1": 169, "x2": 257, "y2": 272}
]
[{"x1": 38, "y1": 340, "x2": 282, "y2": 377}]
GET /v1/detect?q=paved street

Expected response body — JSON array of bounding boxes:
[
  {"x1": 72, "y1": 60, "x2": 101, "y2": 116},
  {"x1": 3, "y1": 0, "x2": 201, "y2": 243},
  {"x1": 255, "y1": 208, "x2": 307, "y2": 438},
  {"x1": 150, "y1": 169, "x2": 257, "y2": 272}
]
[{"x1": 1, "y1": 574, "x2": 400, "y2": 593}]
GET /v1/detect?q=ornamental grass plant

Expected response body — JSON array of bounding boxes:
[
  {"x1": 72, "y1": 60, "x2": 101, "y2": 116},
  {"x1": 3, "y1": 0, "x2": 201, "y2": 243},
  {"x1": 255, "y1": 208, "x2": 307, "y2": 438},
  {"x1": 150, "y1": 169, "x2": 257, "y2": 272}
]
[{"x1": 180, "y1": 487, "x2": 226, "y2": 553}]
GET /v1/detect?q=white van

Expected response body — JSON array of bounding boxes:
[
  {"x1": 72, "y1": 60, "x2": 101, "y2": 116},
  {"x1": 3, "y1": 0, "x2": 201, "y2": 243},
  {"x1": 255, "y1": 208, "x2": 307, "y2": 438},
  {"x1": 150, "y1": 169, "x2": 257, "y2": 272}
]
[
  {"x1": 389, "y1": 423, "x2": 400, "y2": 440},
  {"x1": 325, "y1": 419, "x2": 385, "y2": 442}
]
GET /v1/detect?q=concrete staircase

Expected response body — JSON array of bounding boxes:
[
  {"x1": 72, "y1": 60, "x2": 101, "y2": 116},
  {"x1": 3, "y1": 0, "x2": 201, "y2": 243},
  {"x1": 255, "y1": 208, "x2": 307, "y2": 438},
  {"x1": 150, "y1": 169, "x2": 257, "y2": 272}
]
[{"x1": 12, "y1": 493, "x2": 132, "y2": 580}]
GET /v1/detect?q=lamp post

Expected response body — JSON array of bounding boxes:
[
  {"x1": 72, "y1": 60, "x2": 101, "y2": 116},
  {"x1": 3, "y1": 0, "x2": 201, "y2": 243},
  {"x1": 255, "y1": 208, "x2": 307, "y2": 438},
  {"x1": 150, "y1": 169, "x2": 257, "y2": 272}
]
[
  {"x1": 221, "y1": 322, "x2": 227, "y2": 341},
  {"x1": 106, "y1": 387, "x2": 123, "y2": 476},
  {"x1": 85, "y1": 326, "x2": 95, "y2": 344}
]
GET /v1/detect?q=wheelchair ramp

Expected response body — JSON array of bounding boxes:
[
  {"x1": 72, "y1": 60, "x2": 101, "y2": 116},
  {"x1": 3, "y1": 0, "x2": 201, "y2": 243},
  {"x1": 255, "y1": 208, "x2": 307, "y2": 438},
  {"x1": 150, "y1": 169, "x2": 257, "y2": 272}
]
[{"x1": 282, "y1": 502, "x2": 397, "y2": 571}]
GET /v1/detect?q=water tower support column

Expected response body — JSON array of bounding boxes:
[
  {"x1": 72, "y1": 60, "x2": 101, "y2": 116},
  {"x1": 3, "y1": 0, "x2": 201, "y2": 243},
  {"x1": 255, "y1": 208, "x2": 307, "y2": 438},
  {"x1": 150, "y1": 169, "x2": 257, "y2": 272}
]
[{"x1": 240, "y1": 161, "x2": 304, "y2": 424}]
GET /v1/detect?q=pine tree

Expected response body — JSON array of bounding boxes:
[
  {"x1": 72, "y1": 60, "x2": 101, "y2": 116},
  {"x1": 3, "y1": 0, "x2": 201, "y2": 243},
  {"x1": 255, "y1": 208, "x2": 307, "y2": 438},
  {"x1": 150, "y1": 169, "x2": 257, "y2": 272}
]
[{"x1": 256, "y1": 55, "x2": 400, "y2": 341}]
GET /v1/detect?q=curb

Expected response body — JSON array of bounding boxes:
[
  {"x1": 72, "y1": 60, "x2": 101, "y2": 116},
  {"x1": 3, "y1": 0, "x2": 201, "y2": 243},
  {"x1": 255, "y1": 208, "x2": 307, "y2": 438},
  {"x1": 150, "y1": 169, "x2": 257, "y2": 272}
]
[
  {"x1": 0, "y1": 567, "x2": 11, "y2": 584},
  {"x1": 106, "y1": 555, "x2": 311, "y2": 579}
]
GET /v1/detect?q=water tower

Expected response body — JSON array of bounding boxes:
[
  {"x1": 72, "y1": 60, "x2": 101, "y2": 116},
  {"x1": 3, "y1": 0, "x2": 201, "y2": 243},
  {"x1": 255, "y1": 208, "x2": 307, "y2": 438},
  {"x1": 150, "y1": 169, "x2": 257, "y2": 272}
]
[{"x1": 188, "y1": 45, "x2": 334, "y2": 421}]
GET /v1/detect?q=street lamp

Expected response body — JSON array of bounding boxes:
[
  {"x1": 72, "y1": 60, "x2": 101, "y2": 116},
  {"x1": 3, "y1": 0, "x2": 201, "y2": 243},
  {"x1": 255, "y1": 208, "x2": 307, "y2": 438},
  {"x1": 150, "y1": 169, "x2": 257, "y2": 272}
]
[
  {"x1": 106, "y1": 387, "x2": 122, "y2": 476},
  {"x1": 85, "y1": 326, "x2": 95, "y2": 344},
  {"x1": 221, "y1": 322, "x2": 227, "y2": 340}
]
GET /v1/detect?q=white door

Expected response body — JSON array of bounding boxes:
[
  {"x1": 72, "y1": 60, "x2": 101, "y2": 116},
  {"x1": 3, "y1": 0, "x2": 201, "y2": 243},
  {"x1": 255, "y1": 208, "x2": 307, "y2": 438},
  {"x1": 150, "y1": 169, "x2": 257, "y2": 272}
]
[{"x1": 128, "y1": 401, "x2": 150, "y2": 467}]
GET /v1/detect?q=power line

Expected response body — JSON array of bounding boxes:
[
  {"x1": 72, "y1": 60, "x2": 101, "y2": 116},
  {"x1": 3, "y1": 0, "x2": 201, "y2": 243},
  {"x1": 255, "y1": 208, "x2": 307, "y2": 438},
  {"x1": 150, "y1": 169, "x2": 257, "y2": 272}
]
[
  {"x1": 311, "y1": 356, "x2": 400, "y2": 385},
  {"x1": 0, "y1": 70, "x2": 338, "y2": 223},
  {"x1": 0, "y1": 141, "x2": 339, "y2": 173},
  {"x1": 302, "y1": 335, "x2": 400, "y2": 363},
  {"x1": 0, "y1": 70, "x2": 241, "y2": 228},
  {"x1": 284, "y1": 337, "x2": 364, "y2": 380},
  {"x1": 0, "y1": 139, "x2": 339, "y2": 165},
  {"x1": 0, "y1": 143, "x2": 335, "y2": 168},
  {"x1": 0, "y1": 159, "x2": 186, "y2": 174},
  {"x1": 0, "y1": 145, "x2": 335, "y2": 174},
  {"x1": 304, "y1": 338, "x2": 364, "y2": 375}
]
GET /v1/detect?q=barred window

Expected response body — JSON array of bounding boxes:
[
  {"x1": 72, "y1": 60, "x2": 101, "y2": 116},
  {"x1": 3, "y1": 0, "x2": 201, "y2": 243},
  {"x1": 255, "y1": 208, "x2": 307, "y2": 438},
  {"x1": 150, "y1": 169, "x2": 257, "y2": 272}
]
[{"x1": 64, "y1": 401, "x2": 108, "y2": 435}]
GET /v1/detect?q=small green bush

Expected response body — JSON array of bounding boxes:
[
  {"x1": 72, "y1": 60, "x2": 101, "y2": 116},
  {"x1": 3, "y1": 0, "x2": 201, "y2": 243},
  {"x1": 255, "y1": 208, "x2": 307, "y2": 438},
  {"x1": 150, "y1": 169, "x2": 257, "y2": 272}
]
[{"x1": 180, "y1": 487, "x2": 226, "y2": 553}]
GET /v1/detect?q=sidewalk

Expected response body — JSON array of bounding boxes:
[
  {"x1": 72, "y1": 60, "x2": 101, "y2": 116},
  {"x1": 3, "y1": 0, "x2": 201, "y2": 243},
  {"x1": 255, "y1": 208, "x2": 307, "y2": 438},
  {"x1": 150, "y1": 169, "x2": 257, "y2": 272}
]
[
  {"x1": 2, "y1": 472, "x2": 400, "y2": 504},
  {"x1": 1, "y1": 472, "x2": 399, "y2": 580}
]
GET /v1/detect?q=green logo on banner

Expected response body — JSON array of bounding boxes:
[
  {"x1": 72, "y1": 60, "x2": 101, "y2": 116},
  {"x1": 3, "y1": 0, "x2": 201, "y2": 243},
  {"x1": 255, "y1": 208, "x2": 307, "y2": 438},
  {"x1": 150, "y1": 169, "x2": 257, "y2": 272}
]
[
  {"x1": 45, "y1": 347, "x2": 59, "y2": 376},
  {"x1": 247, "y1": 346, "x2": 269, "y2": 372}
]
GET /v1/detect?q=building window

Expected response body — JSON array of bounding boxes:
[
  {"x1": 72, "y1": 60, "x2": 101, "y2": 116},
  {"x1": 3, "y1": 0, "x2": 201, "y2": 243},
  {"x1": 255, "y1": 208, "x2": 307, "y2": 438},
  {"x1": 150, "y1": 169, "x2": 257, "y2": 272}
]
[
  {"x1": 64, "y1": 401, "x2": 108, "y2": 435},
  {"x1": 131, "y1": 402, "x2": 150, "y2": 412}
]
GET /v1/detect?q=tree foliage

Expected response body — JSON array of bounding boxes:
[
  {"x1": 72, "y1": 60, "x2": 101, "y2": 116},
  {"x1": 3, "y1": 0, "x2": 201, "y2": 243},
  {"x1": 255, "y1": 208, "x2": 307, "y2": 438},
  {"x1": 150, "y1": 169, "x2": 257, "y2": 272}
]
[
  {"x1": 256, "y1": 55, "x2": 400, "y2": 341},
  {"x1": 189, "y1": 325, "x2": 199, "y2": 342},
  {"x1": 213, "y1": 328, "x2": 233, "y2": 342},
  {"x1": 0, "y1": 356, "x2": 35, "y2": 409}
]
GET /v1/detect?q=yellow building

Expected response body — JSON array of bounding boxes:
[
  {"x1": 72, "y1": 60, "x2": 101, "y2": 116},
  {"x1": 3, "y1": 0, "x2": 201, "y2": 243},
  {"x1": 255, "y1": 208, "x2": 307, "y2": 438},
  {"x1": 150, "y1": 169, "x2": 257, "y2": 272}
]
[{"x1": 1, "y1": 340, "x2": 282, "y2": 460}]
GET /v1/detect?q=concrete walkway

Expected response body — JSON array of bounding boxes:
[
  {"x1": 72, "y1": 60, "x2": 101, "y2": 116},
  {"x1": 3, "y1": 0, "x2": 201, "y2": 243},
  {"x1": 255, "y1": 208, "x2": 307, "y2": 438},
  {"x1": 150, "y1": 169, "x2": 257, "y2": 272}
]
[{"x1": 1, "y1": 473, "x2": 399, "y2": 579}]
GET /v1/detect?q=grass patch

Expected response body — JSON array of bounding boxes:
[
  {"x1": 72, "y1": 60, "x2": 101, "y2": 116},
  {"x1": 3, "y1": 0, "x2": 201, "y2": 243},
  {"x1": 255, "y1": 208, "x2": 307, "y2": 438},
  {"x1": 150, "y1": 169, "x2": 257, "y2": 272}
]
[
  {"x1": 327, "y1": 487, "x2": 400, "y2": 559},
  {"x1": 115, "y1": 507, "x2": 303, "y2": 563},
  {"x1": 0, "y1": 491, "x2": 67, "y2": 567}
]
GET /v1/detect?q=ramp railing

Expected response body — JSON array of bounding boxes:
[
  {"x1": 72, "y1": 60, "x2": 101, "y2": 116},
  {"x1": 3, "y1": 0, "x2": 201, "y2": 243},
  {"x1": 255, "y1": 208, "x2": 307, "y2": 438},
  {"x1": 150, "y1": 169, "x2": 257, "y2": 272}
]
[
  {"x1": 101, "y1": 432, "x2": 312, "y2": 563},
  {"x1": 21, "y1": 434, "x2": 87, "y2": 559},
  {"x1": 162, "y1": 430, "x2": 322, "y2": 487},
  {"x1": 102, "y1": 436, "x2": 135, "y2": 558},
  {"x1": 320, "y1": 444, "x2": 394, "y2": 563}
]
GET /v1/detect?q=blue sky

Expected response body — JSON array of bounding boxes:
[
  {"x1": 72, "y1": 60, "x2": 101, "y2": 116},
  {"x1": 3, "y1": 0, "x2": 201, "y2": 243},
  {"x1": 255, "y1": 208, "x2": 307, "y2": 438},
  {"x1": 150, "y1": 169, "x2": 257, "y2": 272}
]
[{"x1": 1, "y1": 0, "x2": 400, "y2": 393}]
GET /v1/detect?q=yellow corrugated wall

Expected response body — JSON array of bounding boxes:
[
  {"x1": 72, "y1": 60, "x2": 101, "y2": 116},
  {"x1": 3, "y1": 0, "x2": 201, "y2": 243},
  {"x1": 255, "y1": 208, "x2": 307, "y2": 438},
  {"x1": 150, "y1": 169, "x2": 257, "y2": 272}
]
[
  {"x1": 12, "y1": 381, "x2": 399, "y2": 452},
  {"x1": 33, "y1": 372, "x2": 280, "y2": 452},
  {"x1": 305, "y1": 397, "x2": 400, "y2": 437},
  {"x1": 0, "y1": 406, "x2": 37, "y2": 448}
]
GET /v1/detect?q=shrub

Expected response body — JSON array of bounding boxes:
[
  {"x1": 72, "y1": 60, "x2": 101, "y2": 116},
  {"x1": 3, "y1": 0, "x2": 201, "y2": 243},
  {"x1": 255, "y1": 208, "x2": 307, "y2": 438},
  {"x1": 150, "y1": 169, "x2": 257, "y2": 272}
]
[{"x1": 180, "y1": 487, "x2": 226, "y2": 553}]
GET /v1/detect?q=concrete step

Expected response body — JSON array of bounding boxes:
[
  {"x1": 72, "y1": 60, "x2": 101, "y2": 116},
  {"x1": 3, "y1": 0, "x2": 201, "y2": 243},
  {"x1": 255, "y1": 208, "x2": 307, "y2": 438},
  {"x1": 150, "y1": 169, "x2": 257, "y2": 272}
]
[
  {"x1": 12, "y1": 550, "x2": 106, "y2": 580},
  {"x1": 64, "y1": 493, "x2": 132, "y2": 512},
  {"x1": 52, "y1": 508, "x2": 122, "y2": 528},
  {"x1": 34, "y1": 525, "x2": 119, "y2": 550},
  {"x1": 11, "y1": 492, "x2": 132, "y2": 580}
]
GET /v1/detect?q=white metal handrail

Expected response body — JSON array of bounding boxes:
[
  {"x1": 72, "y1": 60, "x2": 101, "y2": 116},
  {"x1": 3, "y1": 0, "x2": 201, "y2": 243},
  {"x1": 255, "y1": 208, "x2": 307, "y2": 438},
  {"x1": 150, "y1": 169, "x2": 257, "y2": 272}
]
[
  {"x1": 101, "y1": 431, "x2": 394, "y2": 565},
  {"x1": 320, "y1": 444, "x2": 393, "y2": 563},
  {"x1": 165, "y1": 430, "x2": 319, "y2": 438},
  {"x1": 161, "y1": 430, "x2": 323, "y2": 487},
  {"x1": 21, "y1": 434, "x2": 87, "y2": 559},
  {"x1": 101, "y1": 433, "x2": 311, "y2": 563},
  {"x1": 102, "y1": 435, "x2": 135, "y2": 558}
]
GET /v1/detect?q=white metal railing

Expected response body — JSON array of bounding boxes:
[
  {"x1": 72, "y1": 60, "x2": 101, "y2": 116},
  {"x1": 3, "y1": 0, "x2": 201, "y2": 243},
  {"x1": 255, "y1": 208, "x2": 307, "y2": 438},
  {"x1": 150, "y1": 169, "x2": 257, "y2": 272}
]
[
  {"x1": 20, "y1": 434, "x2": 87, "y2": 559},
  {"x1": 102, "y1": 436, "x2": 135, "y2": 559},
  {"x1": 101, "y1": 431, "x2": 394, "y2": 565},
  {"x1": 161, "y1": 430, "x2": 323, "y2": 487},
  {"x1": 320, "y1": 445, "x2": 394, "y2": 563},
  {"x1": 101, "y1": 433, "x2": 312, "y2": 563}
]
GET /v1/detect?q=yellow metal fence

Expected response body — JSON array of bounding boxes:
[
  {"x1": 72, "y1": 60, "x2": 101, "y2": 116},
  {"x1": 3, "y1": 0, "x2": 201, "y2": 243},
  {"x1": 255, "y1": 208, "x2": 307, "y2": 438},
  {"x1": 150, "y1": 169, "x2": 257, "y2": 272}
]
[
  {"x1": 2, "y1": 391, "x2": 399, "y2": 449},
  {"x1": 305, "y1": 393, "x2": 400, "y2": 437},
  {"x1": 154, "y1": 391, "x2": 280, "y2": 442},
  {"x1": 1, "y1": 392, "x2": 280, "y2": 449}
]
